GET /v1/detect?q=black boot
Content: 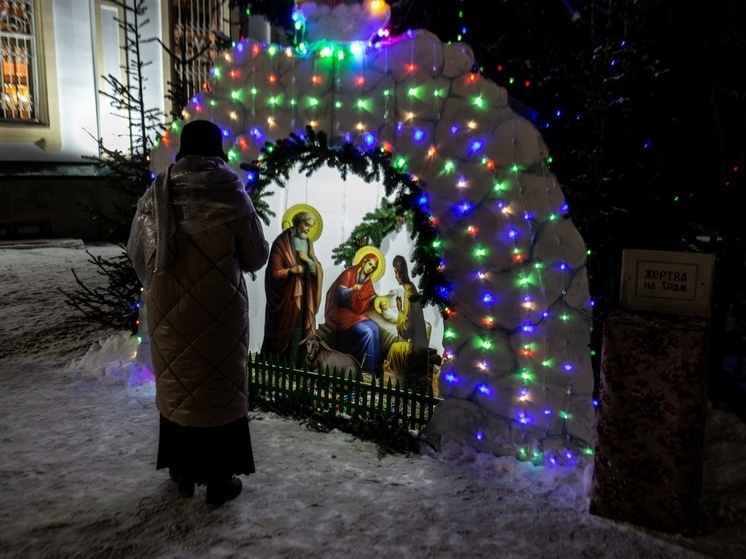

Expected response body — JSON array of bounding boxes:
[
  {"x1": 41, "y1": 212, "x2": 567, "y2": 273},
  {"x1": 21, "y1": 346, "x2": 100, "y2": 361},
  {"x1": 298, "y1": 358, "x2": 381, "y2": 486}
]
[
  {"x1": 177, "y1": 476, "x2": 195, "y2": 498},
  {"x1": 205, "y1": 476, "x2": 242, "y2": 506}
]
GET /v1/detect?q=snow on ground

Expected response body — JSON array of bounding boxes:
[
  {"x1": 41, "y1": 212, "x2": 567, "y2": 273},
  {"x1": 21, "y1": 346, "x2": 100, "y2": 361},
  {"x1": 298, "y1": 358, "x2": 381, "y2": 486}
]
[{"x1": 0, "y1": 241, "x2": 744, "y2": 558}]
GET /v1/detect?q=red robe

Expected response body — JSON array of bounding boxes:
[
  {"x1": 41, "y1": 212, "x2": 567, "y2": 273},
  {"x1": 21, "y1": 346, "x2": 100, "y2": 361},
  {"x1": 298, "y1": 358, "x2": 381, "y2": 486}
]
[
  {"x1": 261, "y1": 228, "x2": 323, "y2": 358},
  {"x1": 324, "y1": 258, "x2": 378, "y2": 331}
]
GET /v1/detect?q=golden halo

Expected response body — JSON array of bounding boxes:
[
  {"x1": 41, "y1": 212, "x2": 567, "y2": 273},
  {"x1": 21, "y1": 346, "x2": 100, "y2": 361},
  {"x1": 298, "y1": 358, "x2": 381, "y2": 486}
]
[
  {"x1": 353, "y1": 245, "x2": 386, "y2": 283},
  {"x1": 282, "y1": 204, "x2": 323, "y2": 242},
  {"x1": 373, "y1": 295, "x2": 390, "y2": 314}
]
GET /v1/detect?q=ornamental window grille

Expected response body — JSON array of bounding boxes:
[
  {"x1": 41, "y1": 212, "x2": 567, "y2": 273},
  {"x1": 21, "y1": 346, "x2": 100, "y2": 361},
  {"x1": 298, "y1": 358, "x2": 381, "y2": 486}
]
[
  {"x1": 0, "y1": 0, "x2": 40, "y2": 121},
  {"x1": 171, "y1": 0, "x2": 228, "y2": 104}
]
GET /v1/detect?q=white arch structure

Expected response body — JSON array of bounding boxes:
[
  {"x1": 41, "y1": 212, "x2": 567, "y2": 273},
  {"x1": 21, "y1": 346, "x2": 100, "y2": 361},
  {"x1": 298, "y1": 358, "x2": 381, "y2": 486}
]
[{"x1": 150, "y1": 29, "x2": 596, "y2": 463}]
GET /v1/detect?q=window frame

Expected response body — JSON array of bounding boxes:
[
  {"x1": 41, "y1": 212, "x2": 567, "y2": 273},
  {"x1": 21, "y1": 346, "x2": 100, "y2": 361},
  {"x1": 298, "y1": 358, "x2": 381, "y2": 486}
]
[
  {"x1": 164, "y1": 0, "x2": 231, "y2": 120},
  {"x1": 0, "y1": 0, "x2": 61, "y2": 150}
]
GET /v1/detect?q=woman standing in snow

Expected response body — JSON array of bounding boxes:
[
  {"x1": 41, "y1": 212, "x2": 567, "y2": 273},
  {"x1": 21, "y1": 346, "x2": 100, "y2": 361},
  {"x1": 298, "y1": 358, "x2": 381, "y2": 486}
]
[{"x1": 127, "y1": 120, "x2": 268, "y2": 506}]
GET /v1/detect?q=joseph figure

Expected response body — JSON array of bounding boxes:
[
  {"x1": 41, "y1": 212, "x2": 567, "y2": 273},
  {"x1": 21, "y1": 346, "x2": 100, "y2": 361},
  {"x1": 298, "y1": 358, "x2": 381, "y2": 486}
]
[{"x1": 261, "y1": 211, "x2": 324, "y2": 364}]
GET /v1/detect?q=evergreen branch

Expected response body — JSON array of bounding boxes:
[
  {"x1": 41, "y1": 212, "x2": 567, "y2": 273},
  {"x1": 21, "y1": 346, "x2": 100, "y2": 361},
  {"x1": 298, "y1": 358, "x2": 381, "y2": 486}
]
[{"x1": 239, "y1": 125, "x2": 453, "y2": 316}]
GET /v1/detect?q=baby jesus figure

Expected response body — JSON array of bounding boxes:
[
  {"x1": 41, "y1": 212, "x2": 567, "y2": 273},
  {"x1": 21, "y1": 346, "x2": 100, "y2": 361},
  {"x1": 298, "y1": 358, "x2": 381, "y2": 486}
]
[{"x1": 374, "y1": 293, "x2": 398, "y2": 323}]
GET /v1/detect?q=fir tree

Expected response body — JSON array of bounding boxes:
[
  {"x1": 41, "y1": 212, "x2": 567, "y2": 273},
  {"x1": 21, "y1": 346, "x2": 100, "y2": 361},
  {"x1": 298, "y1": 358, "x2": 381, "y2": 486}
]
[{"x1": 63, "y1": 0, "x2": 162, "y2": 333}]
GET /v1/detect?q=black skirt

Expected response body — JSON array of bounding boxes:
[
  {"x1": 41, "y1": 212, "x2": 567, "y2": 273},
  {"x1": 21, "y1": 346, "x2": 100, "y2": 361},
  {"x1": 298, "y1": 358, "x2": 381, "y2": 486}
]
[{"x1": 156, "y1": 414, "x2": 256, "y2": 484}]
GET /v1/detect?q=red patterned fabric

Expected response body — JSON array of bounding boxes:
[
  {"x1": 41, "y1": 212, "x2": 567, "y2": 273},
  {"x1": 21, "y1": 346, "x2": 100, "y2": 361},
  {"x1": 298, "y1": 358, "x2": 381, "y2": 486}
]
[{"x1": 589, "y1": 310, "x2": 708, "y2": 535}]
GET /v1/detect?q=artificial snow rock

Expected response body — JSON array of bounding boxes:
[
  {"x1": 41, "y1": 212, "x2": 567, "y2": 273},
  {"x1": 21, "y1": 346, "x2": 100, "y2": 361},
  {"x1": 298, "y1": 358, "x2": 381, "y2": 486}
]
[
  {"x1": 441, "y1": 41, "x2": 477, "y2": 79},
  {"x1": 296, "y1": 1, "x2": 391, "y2": 44}
]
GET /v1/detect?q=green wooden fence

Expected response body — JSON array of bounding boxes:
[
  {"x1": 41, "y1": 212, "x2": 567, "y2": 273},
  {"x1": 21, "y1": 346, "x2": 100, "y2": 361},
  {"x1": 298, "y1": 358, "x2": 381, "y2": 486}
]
[{"x1": 248, "y1": 353, "x2": 442, "y2": 431}]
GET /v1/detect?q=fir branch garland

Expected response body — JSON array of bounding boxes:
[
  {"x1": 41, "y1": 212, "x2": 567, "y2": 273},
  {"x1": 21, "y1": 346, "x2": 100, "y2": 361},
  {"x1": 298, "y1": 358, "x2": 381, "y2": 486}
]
[{"x1": 239, "y1": 125, "x2": 453, "y2": 315}]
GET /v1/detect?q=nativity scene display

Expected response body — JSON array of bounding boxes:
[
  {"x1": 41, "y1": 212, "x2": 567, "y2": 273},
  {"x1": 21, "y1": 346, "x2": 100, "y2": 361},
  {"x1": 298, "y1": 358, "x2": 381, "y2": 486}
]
[
  {"x1": 260, "y1": 203, "x2": 437, "y2": 392},
  {"x1": 147, "y1": 0, "x2": 595, "y2": 458}
]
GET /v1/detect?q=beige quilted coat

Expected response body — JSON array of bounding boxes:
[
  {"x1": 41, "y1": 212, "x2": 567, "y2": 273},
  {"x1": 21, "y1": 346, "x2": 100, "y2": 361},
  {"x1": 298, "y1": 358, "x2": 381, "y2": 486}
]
[{"x1": 129, "y1": 157, "x2": 269, "y2": 428}]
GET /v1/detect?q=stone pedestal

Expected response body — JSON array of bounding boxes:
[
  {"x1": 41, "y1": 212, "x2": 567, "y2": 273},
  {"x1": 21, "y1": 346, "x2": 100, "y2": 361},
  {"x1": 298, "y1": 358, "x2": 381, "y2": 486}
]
[{"x1": 589, "y1": 310, "x2": 708, "y2": 535}]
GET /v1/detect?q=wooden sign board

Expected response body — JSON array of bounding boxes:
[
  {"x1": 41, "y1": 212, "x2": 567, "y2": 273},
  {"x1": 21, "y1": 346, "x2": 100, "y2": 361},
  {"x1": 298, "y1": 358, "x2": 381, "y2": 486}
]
[{"x1": 620, "y1": 249, "x2": 715, "y2": 318}]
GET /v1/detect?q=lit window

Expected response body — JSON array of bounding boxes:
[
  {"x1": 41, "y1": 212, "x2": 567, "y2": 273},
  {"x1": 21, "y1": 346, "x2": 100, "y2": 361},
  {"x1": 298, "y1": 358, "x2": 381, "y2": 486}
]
[{"x1": 1, "y1": 0, "x2": 39, "y2": 121}]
